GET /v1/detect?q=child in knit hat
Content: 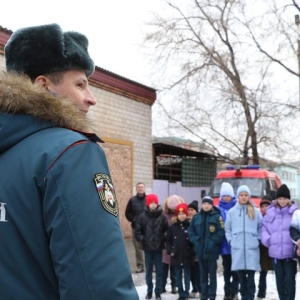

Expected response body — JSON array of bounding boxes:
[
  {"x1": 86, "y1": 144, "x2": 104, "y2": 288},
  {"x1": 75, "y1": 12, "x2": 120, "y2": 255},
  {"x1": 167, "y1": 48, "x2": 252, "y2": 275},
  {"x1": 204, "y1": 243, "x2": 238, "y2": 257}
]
[
  {"x1": 135, "y1": 194, "x2": 169, "y2": 300},
  {"x1": 166, "y1": 203, "x2": 194, "y2": 300},
  {"x1": 216, "y1": 183, "x2": 239, "y2": 300},
  {"x1": 188, "y1": 196, "x2": 225, "y2": 300},
  {"x1": 256, "y1": 195, "x2": 273, "y2": 300},
  {"x1": 188, "y1": 200, "x2": 199, "y2": 217},
  {"x1": 161, "y1": 195, "x2": 185, "y2": 294},
  {"x1": 261, "y1": 184, "x2": 298, "y2": 300},
  {"x1": 187, "y1": 200, "x2": 201, "y2": 298},
  {"x1": 225, "y1": 185, "x2": 262, "y2": 300}
]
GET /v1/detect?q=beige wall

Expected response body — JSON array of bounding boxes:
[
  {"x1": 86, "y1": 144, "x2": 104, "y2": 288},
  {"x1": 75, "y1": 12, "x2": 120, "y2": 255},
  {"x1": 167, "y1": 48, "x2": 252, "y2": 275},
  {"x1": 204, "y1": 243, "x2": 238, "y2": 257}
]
[
  {"x1": 0, "y1": 55, "x2": 154, "y2": 238},
  {"x1": 89, "y1": 87, "x2": 153, "y2": 237},
  {"x1": 0, "y1": 54, "x2": 5, "y2": 71},
  {"x1": 89, "y1": 86, "x2": 153, "y2": 188}
]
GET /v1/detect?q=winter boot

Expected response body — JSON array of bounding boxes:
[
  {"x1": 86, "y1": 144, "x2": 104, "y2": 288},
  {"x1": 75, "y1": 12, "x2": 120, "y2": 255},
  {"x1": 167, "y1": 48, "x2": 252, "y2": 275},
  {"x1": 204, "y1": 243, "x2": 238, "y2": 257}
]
[{"x1": 145, "y1": 292, "x2": 152, "y2": 299}]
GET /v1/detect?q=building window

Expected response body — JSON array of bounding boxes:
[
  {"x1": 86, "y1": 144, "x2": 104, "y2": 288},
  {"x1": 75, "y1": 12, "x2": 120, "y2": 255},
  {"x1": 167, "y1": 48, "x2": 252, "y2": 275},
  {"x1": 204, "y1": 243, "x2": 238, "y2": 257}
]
[
  {"x1": 182, "y1": 157, "x2": 216, "y2": 186},
  {"x1": 155, "y1": 155, "x2": 182, "y2": 182}
]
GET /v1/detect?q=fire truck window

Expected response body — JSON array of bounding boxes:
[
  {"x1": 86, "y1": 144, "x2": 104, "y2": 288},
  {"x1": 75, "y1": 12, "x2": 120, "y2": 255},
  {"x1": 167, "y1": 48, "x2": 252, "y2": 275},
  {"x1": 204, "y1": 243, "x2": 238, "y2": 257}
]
[
  {"x1": 265, "y1": 179, "x2": 271, "y2": 196},
  {"x1": 270, "y1": 180, "x2": 277, "y2": 190},
  {"x1": 209, "y1": 178, "x2": 263, "y2": 198}
]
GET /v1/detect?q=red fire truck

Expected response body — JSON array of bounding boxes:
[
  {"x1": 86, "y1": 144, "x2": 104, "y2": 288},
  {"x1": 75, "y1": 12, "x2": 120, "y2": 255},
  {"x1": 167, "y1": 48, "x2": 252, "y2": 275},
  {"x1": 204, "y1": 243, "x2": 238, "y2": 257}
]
[{"x1": 209, "y1": 165, "x2": 282, "y2": 206}]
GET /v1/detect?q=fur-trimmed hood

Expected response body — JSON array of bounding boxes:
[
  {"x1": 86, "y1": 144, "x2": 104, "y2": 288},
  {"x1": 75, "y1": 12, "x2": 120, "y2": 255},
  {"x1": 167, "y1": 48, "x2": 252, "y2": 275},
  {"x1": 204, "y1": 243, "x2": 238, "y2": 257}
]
[{"x1": 0, "y1": 72, "x2": 99, "y2": 153}]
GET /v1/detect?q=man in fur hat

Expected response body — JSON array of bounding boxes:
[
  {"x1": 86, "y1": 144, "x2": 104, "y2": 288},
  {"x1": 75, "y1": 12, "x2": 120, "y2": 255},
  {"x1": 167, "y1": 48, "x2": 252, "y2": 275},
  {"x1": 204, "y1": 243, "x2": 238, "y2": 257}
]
[{"x1": 0, "y1": 24, "x2": 138, "y2": 299}]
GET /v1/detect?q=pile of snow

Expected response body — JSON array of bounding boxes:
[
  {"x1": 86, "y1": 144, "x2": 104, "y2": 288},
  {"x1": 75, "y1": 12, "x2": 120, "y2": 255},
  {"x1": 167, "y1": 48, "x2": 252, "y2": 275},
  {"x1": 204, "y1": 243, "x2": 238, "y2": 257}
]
[{"x1": 134, "y1": 271, "x2": 300, "y2": 300}]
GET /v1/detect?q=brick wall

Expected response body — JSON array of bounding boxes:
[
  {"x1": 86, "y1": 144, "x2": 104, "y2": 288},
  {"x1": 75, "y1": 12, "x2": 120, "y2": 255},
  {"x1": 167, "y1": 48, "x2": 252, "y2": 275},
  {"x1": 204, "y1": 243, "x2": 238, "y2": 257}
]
[
  {"x1": 0, "y1": 53, "x2": 154, "y2": 238},
  {"x1": 101, "y1": 141, "x2": 133, "y2": 238}
]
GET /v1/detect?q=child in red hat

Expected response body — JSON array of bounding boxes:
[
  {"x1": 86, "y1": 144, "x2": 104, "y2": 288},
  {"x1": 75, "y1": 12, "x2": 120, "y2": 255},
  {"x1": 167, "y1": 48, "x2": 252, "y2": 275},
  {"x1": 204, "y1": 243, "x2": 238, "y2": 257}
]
[
  {"x1": 135, "y1": 194, "x2": 169, "y2": 300},
  {"x1": 166, "y1": 203, "x2": 195, "y2": 300},
  {"x1": 161, "y1": 194, "x2": 185, "y2": 294}
]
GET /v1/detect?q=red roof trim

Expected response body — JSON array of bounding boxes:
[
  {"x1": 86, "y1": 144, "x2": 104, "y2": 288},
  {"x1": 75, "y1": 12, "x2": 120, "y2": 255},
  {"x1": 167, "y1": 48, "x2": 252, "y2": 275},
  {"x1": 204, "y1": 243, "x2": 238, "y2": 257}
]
[
  {"x1": 0, "y1": 27, "x2": 11, "y2": 46},
  {"x1": 92, "y1": 67, "x2": 156, "y2": 101}
]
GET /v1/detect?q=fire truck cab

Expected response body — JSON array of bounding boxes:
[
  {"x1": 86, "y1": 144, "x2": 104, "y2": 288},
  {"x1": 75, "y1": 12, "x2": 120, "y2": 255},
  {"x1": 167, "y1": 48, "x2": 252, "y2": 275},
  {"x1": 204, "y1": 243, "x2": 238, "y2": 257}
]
[{"x1": 209, "y1": 165, "x2": 282, "y2": 207}]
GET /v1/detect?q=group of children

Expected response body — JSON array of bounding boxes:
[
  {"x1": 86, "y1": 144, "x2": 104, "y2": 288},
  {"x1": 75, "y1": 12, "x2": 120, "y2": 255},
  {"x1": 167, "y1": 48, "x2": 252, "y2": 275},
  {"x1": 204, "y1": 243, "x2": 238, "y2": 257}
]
[{"x1": 135, "y1": 182, "x2": 300, "y2": 300}]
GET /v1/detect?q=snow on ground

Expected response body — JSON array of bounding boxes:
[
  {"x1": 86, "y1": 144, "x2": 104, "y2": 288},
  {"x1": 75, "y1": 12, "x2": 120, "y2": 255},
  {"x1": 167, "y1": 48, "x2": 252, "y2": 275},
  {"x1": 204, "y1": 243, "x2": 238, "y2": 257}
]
[{"x1": 134, "y1": 271, "x2": 300, "y2": 300}]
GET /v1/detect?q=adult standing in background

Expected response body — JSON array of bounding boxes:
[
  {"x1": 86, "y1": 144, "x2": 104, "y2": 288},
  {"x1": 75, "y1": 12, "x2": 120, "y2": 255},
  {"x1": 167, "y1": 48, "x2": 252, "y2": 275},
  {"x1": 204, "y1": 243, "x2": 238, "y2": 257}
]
[
  {"x1": 125, "y1": 182, "x2": 146, "y2": 273},
  {"x1": 0, "y1": 23, "x2": 138, "y2": 299}
]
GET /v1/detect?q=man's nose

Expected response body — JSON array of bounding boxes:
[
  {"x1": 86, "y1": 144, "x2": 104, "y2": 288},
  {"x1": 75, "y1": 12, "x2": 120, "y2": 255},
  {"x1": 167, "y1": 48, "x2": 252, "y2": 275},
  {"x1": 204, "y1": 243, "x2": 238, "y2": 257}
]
[{"x1": 86, "y1": 89, "x2": 97, "y2": 106}]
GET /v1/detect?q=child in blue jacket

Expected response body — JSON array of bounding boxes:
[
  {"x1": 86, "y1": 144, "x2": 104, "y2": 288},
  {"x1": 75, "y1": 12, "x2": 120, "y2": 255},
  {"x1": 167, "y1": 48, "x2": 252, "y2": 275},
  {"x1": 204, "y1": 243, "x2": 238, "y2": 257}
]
[
  {"x1": 225, "y1": 185, "x2": 262, "y2": 300},
  {"x1": 217, "y1": 182, "x2": 239, "y2": 300}
]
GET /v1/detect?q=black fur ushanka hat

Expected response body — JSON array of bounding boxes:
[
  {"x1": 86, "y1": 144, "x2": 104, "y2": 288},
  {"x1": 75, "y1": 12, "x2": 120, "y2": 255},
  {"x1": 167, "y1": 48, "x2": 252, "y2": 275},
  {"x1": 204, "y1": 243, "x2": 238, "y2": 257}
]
[{"x1": 4, "y1": 23, "x2": 95, "y2": 78}]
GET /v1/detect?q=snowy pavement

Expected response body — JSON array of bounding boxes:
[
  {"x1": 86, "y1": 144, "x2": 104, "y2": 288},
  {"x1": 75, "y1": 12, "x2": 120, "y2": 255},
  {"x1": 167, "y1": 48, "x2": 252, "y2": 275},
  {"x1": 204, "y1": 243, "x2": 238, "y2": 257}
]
[{"x1": 133, "y1": 271, "x2": 300, "y2": 300}]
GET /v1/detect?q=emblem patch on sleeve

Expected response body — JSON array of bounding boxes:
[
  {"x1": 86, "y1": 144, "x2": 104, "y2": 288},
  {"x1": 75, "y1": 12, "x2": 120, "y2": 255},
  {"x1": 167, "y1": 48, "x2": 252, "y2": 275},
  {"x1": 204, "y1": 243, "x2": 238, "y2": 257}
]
[
  {"x1": 209, "y1": 225, "x2": 216, "y2": 233},
  {"x1": 94, "y1": 174, "x2": 118, "y2": 217}
]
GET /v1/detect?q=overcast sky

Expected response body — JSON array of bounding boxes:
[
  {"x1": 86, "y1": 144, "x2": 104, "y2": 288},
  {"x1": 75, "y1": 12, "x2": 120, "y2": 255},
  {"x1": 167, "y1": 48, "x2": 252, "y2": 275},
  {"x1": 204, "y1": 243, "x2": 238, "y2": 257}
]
[
  {"x1": 3, "y1": 1, "x2": 300, "y2": 161},
  {"x1": 1, "y1": 0, "x2": 161, "y2": 87}
]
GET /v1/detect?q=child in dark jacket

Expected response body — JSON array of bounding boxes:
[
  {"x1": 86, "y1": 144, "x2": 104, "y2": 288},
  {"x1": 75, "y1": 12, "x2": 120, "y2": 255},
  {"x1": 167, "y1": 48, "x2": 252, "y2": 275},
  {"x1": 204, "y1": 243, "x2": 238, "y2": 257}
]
[
  {"x1": 216, "y1": 182, "x2": 239, "y2": 300},
  {"x1": 257, "y1": 195, "x2": 273, "y2": 300},
  {"x1": 188, "y1": 200, "x2": 201, "y2": 299},
  {"x1": 167, "y1": 203, "x2": 194, "y2": 300},
  {"x1": 188, "y1": 196, "x2": 225, "y2": 300},
  {"x1": 135, "y1": 194, "x2": 169, "y2": 300}
]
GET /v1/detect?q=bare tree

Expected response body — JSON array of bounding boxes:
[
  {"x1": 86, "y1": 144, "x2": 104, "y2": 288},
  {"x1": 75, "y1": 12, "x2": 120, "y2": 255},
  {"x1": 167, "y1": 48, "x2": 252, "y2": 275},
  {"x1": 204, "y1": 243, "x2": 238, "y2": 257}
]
[
  {"x1": 144, "y1": 0, "x2": 299, "y2": 164},
  {"x1": 245, "y1": 0, "x2": 300, "y2": 77}
]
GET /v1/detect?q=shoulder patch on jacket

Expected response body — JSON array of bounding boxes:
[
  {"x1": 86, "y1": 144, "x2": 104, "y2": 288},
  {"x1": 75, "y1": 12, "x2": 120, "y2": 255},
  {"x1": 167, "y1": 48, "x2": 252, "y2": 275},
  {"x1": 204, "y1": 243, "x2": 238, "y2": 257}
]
[
  {"x1": 94, "y1": 174, "x2": 118, "y2": 217},
  {"x1": 219, "y1": 216, "x2": 224, "y2": 228}
]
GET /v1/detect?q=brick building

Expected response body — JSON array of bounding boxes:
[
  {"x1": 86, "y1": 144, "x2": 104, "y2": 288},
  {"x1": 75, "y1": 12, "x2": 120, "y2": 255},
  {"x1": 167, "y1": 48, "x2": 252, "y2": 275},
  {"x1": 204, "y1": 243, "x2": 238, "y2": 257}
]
[{"x1": 0, "y1": 25, "x2": 156, "y2": 238}]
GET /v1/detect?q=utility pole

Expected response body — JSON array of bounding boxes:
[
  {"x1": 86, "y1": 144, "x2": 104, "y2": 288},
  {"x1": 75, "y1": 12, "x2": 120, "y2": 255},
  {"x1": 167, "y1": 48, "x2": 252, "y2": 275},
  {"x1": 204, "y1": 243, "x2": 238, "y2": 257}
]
[{"x1": 295, "y1": 15, "x2": 300, "y2": 106}]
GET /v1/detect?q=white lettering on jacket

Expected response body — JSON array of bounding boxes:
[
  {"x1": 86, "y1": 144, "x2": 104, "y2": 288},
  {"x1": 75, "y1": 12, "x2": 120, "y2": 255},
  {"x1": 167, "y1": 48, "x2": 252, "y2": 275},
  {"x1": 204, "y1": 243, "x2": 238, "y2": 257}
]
[{"x1": 0, "y1": 202, "x2": 7, "y2": 222}]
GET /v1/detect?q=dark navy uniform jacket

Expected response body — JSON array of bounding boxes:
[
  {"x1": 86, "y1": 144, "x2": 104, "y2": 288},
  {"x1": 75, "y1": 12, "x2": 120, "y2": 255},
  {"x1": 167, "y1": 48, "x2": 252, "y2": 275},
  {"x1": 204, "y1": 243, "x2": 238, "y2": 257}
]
[
  {"x1": 188, "y1": 207, "x2": 225, "y2": 260},
  {"x1": 0, "y1": 73, "x2": 138, "y2": 300}
]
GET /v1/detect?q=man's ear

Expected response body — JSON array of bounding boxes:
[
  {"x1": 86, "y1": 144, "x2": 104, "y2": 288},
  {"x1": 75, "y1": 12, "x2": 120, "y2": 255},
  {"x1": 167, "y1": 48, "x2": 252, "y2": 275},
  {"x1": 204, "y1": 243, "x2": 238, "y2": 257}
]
[{"x1": 34, "y1": 75, "x2": 50, "y2": 89}]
